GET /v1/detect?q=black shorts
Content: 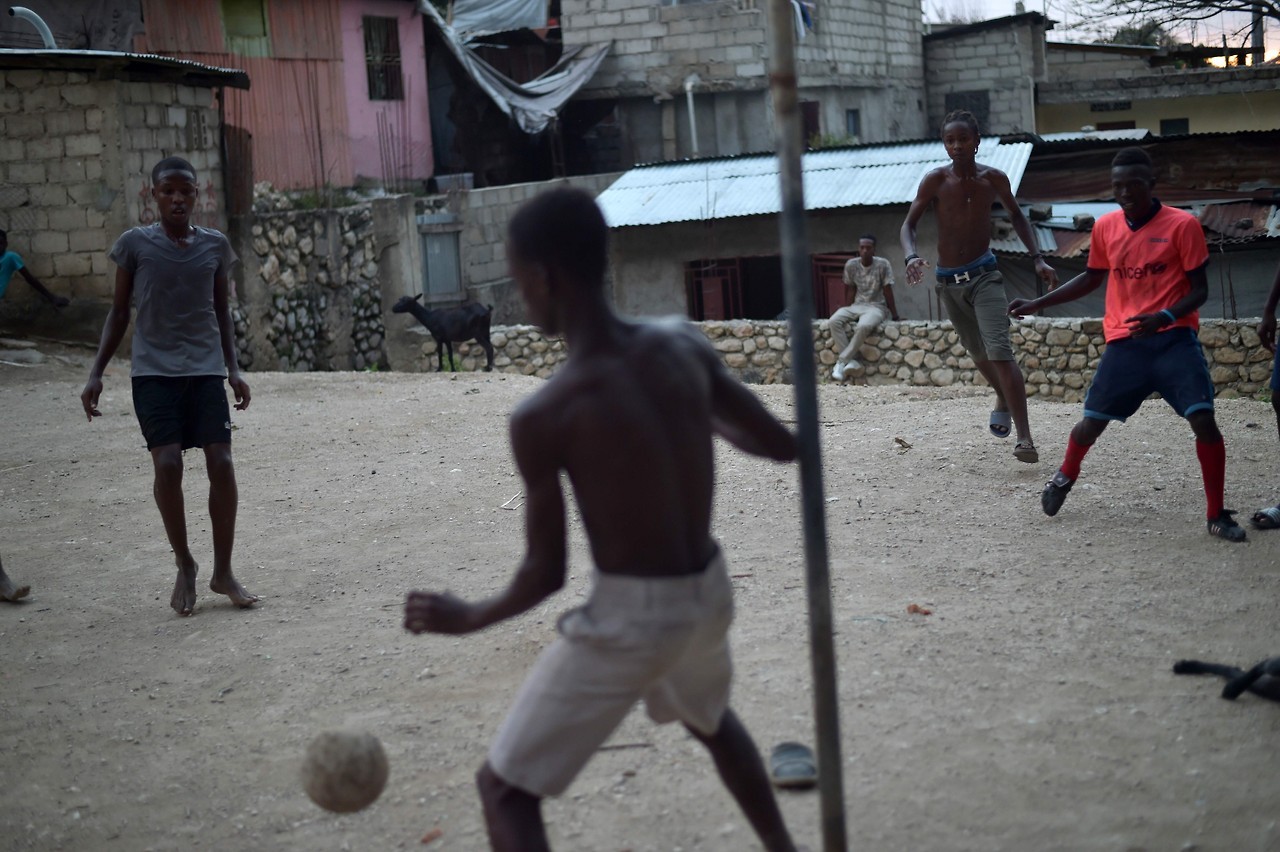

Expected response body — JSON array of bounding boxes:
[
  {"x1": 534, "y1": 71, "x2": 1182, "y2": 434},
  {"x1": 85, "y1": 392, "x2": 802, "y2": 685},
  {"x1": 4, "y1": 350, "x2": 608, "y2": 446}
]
[
  {"x1": 132, "y1": 375, "x2": 232, "y2": 451},
  {"x1": 1083, "y1": 327, "x2": 1215, "y2": 422}
]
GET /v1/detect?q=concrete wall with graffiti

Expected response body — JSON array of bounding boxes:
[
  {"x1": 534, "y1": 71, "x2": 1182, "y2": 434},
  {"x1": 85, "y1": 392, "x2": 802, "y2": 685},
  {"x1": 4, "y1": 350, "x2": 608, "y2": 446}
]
[{"x1": 0, "y1": 66, "x2": 224, "y2": 341}]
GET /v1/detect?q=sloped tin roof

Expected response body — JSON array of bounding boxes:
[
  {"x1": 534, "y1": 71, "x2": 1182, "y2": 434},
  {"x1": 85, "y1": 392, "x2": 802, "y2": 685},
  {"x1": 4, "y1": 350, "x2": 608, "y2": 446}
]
[
  {"x1": 597, "y1": 139, "x2": 1033, "y2": 228},
  {"x1": 991, "y1": 225, "x2": 1058, "y2": 256},
  {"x1": 0, "y1": 48, "x2": 249, "y2": 89}
]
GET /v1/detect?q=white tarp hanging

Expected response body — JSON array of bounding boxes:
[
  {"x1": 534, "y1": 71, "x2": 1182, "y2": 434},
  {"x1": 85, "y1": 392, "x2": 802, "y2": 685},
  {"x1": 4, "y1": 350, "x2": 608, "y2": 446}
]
[
  {"x1": 420, "y1": 2, "x2": 610, "y2": 135},
  {"x1": 450, "y1": 0, "x2": 545, "y2": 41}
]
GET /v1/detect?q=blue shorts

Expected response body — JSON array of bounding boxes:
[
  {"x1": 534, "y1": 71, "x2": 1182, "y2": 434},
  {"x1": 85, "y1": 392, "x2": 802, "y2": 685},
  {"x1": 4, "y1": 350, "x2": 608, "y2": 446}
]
[
  {"x1": 132, "y1": 375, "x2": 232, "y2": 451},
  {"x1": 1084, "y1": 327, "x2": 1214, "y2": 422}
]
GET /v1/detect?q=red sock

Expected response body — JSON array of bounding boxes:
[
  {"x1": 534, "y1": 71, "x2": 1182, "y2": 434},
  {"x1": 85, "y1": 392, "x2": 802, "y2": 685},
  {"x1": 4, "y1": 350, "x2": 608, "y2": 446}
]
[
  {"x1": 1060, "y1": 435, "x2": 1091, "y2": 481},
  {"x1": 1196, "y1": 438, "x2": 1226, "y2": 519}
]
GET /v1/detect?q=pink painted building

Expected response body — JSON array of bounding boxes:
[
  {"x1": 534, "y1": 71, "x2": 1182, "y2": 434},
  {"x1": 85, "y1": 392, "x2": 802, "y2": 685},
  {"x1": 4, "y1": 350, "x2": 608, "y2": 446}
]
[
  {"x1": 339, "y1": 0, "x2": 432, "y2": 188},
  {"x1": 134, "y1": 0, "x2": 432, "y2": 193}
]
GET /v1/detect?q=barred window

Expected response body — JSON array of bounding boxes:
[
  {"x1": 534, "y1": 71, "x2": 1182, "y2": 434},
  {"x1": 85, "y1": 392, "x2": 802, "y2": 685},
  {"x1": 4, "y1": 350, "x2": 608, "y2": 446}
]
[
  {"x1": 364, "y1": 16, "x2": 404, "y2": 101},
  {"x1": 944, "y1": 91, "x2": 990, "y2": 133}
]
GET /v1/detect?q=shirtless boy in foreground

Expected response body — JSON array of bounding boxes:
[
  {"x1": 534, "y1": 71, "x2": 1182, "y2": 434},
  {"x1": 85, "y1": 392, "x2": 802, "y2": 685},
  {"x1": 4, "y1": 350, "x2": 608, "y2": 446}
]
[
  {"x1": 404, "y1": 188, "x2": 800, "y2": 851},
  {"x1": 901, "y1": 109, "x2": 1058, "y2": 462}
]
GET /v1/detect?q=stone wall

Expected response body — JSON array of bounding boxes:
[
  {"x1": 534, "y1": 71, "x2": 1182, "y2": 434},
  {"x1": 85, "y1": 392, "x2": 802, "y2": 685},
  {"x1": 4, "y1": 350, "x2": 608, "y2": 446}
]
[
  {"x1": 234, "y1": 191, "x2": 420, "y2": 372},
  {"x1": 239, "y1": 204, "x2": 383, "y2": 371},
  {"x1": 421, "y1": 317, "x2": 1273, "y2": 399}
]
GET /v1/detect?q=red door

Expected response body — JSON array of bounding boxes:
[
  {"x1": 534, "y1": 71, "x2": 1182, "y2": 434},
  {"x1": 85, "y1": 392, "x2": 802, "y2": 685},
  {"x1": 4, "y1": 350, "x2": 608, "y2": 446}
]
[
  {"x1": 811, "y1": 254, "x2": 852, "y2": 316},
  {"x1": 686, "y1": 260, "x2": 743, "y2": 320}
]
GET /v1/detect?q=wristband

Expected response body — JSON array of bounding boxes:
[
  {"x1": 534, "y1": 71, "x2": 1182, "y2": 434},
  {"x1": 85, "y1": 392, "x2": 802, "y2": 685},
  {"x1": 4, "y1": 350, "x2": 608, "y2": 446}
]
[
  {"x1": 1159, "y1": 309, "x2": 1176, "y2": 325},
  {"x1": 905, "y1": 253, "x2": 919, "y2": 264},
  {"x1": 1031, "y1": 252, "x2": 1045, "y2": 261}
]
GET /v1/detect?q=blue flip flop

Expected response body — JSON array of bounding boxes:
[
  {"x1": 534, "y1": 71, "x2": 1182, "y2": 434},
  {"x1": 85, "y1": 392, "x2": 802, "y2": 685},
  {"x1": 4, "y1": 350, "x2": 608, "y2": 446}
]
[
  {"x1": 989, "y1": 409, "x2": 1011, "y2": 438},
  {"x1": 769, "y1": 741, "x2": 817, "y2": 790},
  {"x1": 1251, "y1": 505, "x2": 1280, "y2": 530}
]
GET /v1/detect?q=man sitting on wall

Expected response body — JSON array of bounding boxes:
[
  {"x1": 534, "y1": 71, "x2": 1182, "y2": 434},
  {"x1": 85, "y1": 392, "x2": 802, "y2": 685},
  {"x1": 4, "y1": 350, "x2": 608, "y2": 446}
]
[{"x1": 829, "y1": 233, "x2": 900, "y2": 382}]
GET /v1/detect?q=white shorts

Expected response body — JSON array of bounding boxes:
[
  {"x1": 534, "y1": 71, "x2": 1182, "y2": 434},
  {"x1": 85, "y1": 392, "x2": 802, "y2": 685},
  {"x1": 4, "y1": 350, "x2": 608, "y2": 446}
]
[{"x1": 487, "y1": 551, "x2": 735, "y2": 797}]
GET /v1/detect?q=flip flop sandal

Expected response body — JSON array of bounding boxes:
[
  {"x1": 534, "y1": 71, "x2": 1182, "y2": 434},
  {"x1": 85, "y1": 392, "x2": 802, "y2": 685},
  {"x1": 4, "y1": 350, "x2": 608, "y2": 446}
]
[
  {"x1": 1250, "y1": 505, "x2": 1280, "y2": 530},
  {"x1": 1013, "y1": 441, "x2": 1039, "y2": 463},
  {"x1": 769, "y1": 741, "x2": 817, "y2": 790},
  {"x1": 989, "y1": 409, "x2": 1012, "y2": 438}
]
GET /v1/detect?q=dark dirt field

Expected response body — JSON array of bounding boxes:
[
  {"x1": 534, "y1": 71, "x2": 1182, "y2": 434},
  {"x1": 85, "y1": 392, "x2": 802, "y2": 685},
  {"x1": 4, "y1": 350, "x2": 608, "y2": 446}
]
[{"x1": 2, "y1": 344, "x2": 1278, "y2": 851}]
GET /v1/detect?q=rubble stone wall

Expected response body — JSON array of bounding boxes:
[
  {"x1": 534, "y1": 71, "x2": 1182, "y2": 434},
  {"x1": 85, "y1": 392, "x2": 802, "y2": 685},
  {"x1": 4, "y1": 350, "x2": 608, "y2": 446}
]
[
  {"x1": 236, "y1": 203, "x2": 387, "y2": 372},
  {"x1": 427, "y1": 317, "x2": 1274, "y2": 399}
]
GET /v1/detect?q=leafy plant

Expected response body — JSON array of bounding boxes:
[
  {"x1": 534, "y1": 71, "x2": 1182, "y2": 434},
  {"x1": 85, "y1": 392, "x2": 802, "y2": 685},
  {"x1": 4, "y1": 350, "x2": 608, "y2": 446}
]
[{"x1": 293, "y1": 186, "x2": 361, "y2": 210}]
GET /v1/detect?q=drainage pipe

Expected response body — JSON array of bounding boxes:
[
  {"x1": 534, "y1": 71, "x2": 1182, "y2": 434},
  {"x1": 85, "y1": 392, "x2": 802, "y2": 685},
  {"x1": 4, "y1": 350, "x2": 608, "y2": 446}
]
[
  {"x1": 8, "y1": 7, "x2": 56, "y2": 49},
  {"x1": 684, "y1": 73, "x2": 700, "y2": 158}
]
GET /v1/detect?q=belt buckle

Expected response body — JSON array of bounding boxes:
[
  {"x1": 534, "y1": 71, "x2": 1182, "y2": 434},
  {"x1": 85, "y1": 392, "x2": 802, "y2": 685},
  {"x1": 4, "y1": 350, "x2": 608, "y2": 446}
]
[{"x1": 952, "y1": 270, "x2": 971, "y2": 284}]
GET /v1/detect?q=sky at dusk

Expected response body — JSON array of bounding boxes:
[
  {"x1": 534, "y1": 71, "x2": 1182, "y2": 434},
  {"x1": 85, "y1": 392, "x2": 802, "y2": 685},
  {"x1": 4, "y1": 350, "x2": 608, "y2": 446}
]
[{"x1": 925, "y1": 0, "x2": 1279, "y2": 59}]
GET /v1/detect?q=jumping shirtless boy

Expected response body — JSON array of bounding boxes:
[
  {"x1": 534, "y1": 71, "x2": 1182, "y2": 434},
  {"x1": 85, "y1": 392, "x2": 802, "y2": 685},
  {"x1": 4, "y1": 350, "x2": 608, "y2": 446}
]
[
  {"x1": 81, "y1": 157, "x2": 260, "y2": 615},
  {"x1": 901, "y1": 109, "x2": 1058, "y2": 462},
  {"x1": 404, "y1": 188, "x2": 800, "y2": 851}
]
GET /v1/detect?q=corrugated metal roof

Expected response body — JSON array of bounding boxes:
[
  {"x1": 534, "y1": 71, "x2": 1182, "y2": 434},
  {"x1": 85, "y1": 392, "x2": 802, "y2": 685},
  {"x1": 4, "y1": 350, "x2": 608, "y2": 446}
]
[
  {"x1": 135, "y1": 1, "x2": 225, "y2": 54},
  {"x1": 1037, "y1": 201, "x2": 1116, "y2": 229},
  {"x1": 1018, "y1": 130, "x2": 1280, "y2": 202},
  {"x1": 213, "y1": 55, "x2": 354, "y2": 189},
  {"x1": 1037, "y1": 129, "x2": 1152, "y2": 143},
  {"x1": 991, "y1": 225, "x2": 1056, "y2": 255},
  {"x1": 1049, "y1": 229, "x2": 1094, "y2": 259},
  {"x1": 995, "y1": 200, "x2": 1280, "y2": 260},
  {"x1": 1198, "y1": 201, "x2": 1280, "y2": 242},
  {"x1": 597, "y1": 139, "x2": 1033, "y2": 228},
  {"x1": 0, "y1": 48, "x2": 249, "y2": 88}
]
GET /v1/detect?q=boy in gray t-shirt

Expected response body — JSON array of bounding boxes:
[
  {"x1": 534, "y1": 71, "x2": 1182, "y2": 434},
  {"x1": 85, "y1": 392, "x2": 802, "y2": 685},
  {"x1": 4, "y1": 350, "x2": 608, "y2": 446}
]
[{"x1": 81, "y1": 157, "x2": 259, "y2": 616}]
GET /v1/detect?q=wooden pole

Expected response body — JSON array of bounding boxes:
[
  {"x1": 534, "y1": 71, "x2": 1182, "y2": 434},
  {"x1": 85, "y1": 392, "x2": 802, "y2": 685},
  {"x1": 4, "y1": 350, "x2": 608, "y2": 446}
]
[{"x1": 763, "y1": 2, "x2": 848, "y2": 850}]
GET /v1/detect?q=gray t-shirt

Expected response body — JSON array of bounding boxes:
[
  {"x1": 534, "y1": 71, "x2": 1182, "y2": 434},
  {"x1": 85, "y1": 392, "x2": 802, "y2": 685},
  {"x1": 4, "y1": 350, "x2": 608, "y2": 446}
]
[
  {"x1": 109, "y1": 224, "x2": 236, "y2": 378},
  {"x1": 842, "y1": 256, "x2": 894, "y2": 309}
]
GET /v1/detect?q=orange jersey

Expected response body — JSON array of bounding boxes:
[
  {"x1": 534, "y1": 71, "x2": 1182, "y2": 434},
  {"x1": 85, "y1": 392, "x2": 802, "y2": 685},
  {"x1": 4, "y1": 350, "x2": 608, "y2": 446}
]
[{"x1": 1087, "y1": 205, "x2": 1208, "y2": 343}]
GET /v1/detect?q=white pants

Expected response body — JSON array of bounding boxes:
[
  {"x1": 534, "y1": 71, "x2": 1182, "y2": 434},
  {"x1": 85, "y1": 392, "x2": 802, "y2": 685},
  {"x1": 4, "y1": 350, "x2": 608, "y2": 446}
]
[
  {"x1": 829, "y1": 304, "x2": 886, "y2": 362},
  {"x1": 487, "y1": 553, "x2": 734, "y2": 797}
]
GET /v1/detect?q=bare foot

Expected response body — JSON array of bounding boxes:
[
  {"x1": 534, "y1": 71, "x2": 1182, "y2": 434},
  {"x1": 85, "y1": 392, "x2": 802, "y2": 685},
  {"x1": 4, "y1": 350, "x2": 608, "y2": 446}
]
[
  {"x1": 210, "y1": 573, "x2": 261, "y2": 609},
  {"x1": 171, "y1": 560, "x2": 198, "y2": 616},
  {"x1": 0, "y1": 573, "x2": 31, "y2": 602}
]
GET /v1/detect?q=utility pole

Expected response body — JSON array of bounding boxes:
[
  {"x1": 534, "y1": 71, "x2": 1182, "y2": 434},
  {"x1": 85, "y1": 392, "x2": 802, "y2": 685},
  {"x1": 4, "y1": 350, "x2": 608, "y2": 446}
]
[{"x1": 764, "y1": 2, "x2": 848, "y2": 850}]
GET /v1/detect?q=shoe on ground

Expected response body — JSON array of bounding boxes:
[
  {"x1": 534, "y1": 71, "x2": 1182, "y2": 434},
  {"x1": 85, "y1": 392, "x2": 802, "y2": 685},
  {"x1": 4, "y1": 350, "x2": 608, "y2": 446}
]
[
  {"x1": 832, "y1": 362, "x2": 847, "y2": 381},
  {"x1": 769, "y1": 741, "x2": 817, "y2": 790},
  {"x1": 842, "y1": 359, "x2": 862, "y2": 377},
  {"x1": 1207, "y1": 510, "x2": 1247, "y2": 542},
  {"x1": 1041, "y1": 470, "x2": 1073, "y2": 517}
]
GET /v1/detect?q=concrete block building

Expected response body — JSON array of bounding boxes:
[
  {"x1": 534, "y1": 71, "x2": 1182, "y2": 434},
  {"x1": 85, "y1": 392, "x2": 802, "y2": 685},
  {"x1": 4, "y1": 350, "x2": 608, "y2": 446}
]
[
  {"x1": 1037, "y1": 43, "x2": 1280, "y2": 135},
  {"x1": 0, "y1": 51, "x2": 244, "y2": 339},
  {"x1": 562, "y1": 0, "x2": 929, "y2": 165},
  {"x1": 923, "y1": 13, "x2": 1051, "y2": 136}
]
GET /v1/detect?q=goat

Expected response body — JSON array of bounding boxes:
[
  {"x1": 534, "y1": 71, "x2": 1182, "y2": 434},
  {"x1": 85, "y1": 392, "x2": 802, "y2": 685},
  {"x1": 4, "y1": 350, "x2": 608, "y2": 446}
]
[{"x1": 392, "y1": 293, "x2": 495, "y2": 372}]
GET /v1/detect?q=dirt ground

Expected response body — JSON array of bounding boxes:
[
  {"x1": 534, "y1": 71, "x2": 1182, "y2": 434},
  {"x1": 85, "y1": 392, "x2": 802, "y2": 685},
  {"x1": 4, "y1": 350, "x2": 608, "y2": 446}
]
[{"x1": 2, "y1": 342, "x2": 1278, "y2": 852}]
